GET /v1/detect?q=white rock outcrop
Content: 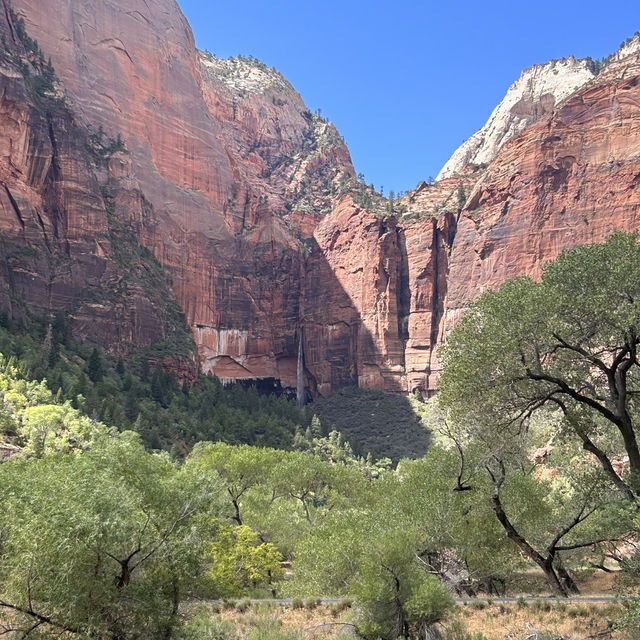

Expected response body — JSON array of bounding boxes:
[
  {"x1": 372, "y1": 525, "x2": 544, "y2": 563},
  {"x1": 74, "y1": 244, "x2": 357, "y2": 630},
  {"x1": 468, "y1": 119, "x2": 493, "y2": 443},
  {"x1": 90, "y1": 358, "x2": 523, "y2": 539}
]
[
  {"x1": 437, "y1": 57, "x2": 595, "y2": 180},
  {"x1": 199, "y1": 51, "x2": 292, "y2": 95}
]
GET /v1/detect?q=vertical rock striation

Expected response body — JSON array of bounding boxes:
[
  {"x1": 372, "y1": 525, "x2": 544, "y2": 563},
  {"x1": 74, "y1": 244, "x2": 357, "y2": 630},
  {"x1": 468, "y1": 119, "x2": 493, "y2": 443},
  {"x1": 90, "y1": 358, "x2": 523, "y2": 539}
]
[
  {"x1": 3, "y1": 0, "x2": 640, "y2": 397},
  {"x1": 8, "y1": 0, "x2": 354, "y2": 386}
]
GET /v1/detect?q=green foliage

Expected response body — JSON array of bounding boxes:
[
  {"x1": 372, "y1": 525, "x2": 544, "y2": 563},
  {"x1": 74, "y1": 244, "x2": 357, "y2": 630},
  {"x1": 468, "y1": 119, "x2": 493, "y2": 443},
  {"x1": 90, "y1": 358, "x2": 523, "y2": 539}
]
[
  {"x1": 439, "y1": 232, "x2": 640, "y2": 499},
  {"x1": 312, "y1": 386, "x2": 431, "y2": 463},
  {"x1": 0, "y1": 431, "x2": 223, "y2": 639},
  {"x1": 0, "y1": 351, "x2": 635, "y2": 635},
  {"x1": 19, "y1": 401, "x2": 110, "y2": 457},
  {"x1": 180, "y1": 609, "x2": 311, "y2": 640},
  {"x1": 178, "y1": 612, "x2": 239, "y2": 640},
  {"x1": 291, "y1": 502, "x2": 454, "y2": 639},
  {"x1": 404, "y1": 577, "x2": 455, "y2": 626},
  {"x1": 437, "y1": 233, "x2": 640, "y2": 596},
  {"x1": 3, "y1": 231, "x2": 640, "y2": 633},
  {"x1": 293, "y1": 427, "x2": 391, "y2": 478},
  {"x1": 192, "y1": 442, "x2": 367, "y2": 559},
  {"x1": 0, "y1": 353, "x2": 114, "y2": 455},
  {"x1": 7, "y1": 8, "x2": 68, "y2": 115},
  {"x1": 456, "y1": 183, "x2": 467, "y2": 209},
  {"x1": 0, "y1": 315, "x2": 310, "y2": 453},
  {"x1": 86, "y1": 125, "x2": 126, "y2": 161},
  {"x1": 9, "y1": 8, "x2": 40, "y2": 57},
  {"x1": 87, "y1": 347, "x2": 103, "y2": 382},
  {"x1": 206, "y1": 525, "x2": 283, "y2": 597},
  {"x1": 346, "y1": 173, "x2": 390, "y2": 216}
]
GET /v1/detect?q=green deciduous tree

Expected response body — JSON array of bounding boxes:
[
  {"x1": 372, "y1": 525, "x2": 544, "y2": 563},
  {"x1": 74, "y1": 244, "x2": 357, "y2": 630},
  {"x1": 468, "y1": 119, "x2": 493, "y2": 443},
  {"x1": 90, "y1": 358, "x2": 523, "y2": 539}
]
[
  {"x1": 205, "y1": 524, "x2": 283, "y2": 597},
  {"x1": 0, "y1": 432, "x2": 223, "y2": 639},
  {"x1": 191, "y1": 443, "x2": 366, "y2": 560},
  {"x1": 290, "y1": 484, "x2": 454, "y2": 640},
  {"x1": 19, "y1": 401, "x2": 111, "y2": 457},
  {"x1": 437, "y1": 233, "x2": 640, "y2": 595},
  {"x1": 439, "y1": 232, "x2": 640, "y2": 499},
  {"x1": 351, "y1": 529, "x2": 454, "y2": 640},
  {"x1": 191, "y1": 442, "x2": 285, "y2": 526}
]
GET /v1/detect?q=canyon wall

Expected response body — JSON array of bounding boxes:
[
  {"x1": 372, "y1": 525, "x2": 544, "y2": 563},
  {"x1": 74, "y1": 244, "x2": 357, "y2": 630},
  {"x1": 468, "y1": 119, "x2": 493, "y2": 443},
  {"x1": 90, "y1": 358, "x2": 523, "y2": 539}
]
[
  {"x1": 5, "y1": 0, "x2": 354, "y2": 387},
  {"x1": 3, "y1": 0, "x2": 640, "y2": 396}
]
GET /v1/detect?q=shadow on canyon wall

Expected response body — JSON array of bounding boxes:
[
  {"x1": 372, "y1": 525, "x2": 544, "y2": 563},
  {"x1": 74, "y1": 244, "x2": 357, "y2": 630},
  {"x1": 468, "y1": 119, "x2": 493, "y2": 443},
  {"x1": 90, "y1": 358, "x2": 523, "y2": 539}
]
[{"x1": 301, "y1": 222, "x2": 412, "y2": 397}]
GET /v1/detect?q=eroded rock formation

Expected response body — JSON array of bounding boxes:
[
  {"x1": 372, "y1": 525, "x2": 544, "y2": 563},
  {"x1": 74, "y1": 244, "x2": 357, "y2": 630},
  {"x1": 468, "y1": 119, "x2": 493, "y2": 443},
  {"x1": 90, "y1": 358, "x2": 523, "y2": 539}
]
[
  {"x1": 2, "y1": 0, "x2": 640, "y2": 396},
  {"x1": 6, "y1": 0, "x2": 353, "y2": 386},
  {"x1": 437, "y1": 56, "x2": 596, "y2": 180}
]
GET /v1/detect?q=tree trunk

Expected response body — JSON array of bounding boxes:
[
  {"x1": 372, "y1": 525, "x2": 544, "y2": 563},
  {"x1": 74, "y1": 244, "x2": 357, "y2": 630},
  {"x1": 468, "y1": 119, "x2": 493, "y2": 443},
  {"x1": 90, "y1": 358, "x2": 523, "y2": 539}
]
[
  {"x1": 416, "y1": 621, "x2": 442, "y2": 640},
  {"x1": 490, "y1": 474, "x2": 569, "y2": 596},
  {"x1": 555, "y1": 562, "x2": 580, "y2": 595},
  {"x1": 540, "y1": 559, "x2": 569, "y2": 597}
]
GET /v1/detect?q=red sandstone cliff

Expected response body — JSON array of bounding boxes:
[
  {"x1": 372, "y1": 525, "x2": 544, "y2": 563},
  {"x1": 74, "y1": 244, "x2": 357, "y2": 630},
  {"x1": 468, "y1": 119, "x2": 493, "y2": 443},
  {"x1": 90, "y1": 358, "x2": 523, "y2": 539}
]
[
  {"x1": 2, "y1": 0, "x2": 640, "y2": 397},
  {"x1": 0, "y1": 3, "x2": 189, "y2": 362},
  {"x1": 445, "y1": 42, "x2": 640, "y2": 336},
  {"x1": 306, "y1": 38, "x2": 640, "y2": 394},
  {"x1": 6, "y1": 0, "x2": 354, "y2": 387}
]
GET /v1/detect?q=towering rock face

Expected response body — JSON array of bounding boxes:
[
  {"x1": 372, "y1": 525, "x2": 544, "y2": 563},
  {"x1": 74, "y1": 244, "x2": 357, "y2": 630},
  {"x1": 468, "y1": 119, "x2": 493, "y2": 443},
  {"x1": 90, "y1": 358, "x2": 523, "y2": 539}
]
[
  {"x1": 0, "y1": 2, "x2": 193, "y2": 370},
  {"x1": 444, "y1": 43, "x2": 640, "y2": 335},
  {"x1": 3, "y1": 0, "x2": 640, "y2": 397},
  {"x1": 387, "y1": 37, "x2": 640, "y2": 391},
  {"x1": 7, "y1": 0, "x2": 354, "y2": 386},
  {"x1": 303, "y1": 197, "x2": 408, "y2": 395}
]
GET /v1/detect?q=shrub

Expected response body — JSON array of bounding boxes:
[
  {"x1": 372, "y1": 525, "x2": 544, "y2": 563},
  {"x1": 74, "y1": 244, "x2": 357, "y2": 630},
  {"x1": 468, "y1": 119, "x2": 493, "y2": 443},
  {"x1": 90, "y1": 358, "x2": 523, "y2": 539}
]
[
  {"x1": 531, "y1": 599, "x2": 552, "y2": 613},
  {"x1": 304, "y1": 597, "x2": 321, "y2": 610},
  {"x1": 179, "y1": 614, "x2": 238, "y2": 640},
  {"x1": 236, "y1": 599, "x2": 252, "y2": 614},
  {"x1": 329, "y1": 599, "x2": 353, "y2": 617}
]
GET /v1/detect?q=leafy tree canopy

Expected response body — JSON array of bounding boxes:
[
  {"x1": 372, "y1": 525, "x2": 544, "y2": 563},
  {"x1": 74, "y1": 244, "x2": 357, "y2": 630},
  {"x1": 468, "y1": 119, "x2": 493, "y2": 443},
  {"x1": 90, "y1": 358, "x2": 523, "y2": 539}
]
[
  {"x1": 0, "y1": 432, "x2": 223, "y2": 639},
  {"x1": 439, "y1": 232, "x2": 640, "y2": 499}
]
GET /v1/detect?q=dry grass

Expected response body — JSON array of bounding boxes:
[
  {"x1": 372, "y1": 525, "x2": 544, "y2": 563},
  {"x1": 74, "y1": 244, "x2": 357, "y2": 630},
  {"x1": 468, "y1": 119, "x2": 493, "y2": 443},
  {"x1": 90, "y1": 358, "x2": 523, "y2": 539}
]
[
  {"x1": 575, "y1": 571, "x2": 621, "y2": 595},
  {"x1": 450, "y1": 600, "x2": 625, "y2": 640},
  {"x1": 503, "y1": 569, "x2": 621, "y2": 597},
  {"x1": 213, "y1": 599, "x2": 629, "y2": 640},
  {"x1": 218, "y1": 602, "x2": 354, "y2": 638}
]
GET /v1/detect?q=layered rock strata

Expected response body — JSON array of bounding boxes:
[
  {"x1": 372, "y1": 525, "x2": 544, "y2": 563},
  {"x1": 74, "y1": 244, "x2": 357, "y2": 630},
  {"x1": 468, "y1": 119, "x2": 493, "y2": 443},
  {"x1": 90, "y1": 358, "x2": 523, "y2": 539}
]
[
  {"x1": 3, "y1": 0, "x2": 640, "y2": 397},
  {"x1": 437, "y1": 56, "x2": 596, "y2": 180}
]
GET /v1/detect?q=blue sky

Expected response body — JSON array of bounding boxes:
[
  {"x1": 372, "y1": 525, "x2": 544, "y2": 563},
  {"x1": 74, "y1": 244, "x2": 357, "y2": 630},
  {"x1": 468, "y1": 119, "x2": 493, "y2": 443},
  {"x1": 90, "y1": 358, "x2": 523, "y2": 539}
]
[{"x1": 177, "y1": 0, "x2": 639, "y2": 194}]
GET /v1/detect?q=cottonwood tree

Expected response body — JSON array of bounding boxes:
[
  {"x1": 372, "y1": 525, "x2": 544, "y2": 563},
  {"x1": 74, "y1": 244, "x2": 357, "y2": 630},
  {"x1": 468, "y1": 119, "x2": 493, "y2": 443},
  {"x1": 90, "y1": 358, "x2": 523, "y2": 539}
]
[
  {"x1": 205, "y1": 524, "x2": 283, "y2": 597},
  {"x1": 486, "y1": 439, "x2": 625, "y2": 596},
  {"x1": 437, "y1": 233, "x2": 640, "y2": 594},
  {"x1": 439, "y1": 232, "x2": 640, "y2": 499},
  {"x1": 291, "y1": 504, "x2": 454, "y2": 640},
  {"x1": 427, "y1": 398, "x2": 629, "y2": 596},
  {"x1": 192, "y1": 443, "x2": 366, "y2": 558},
  {"x1": 191, "y1": 442, "x2": 285, "y2": 526}
]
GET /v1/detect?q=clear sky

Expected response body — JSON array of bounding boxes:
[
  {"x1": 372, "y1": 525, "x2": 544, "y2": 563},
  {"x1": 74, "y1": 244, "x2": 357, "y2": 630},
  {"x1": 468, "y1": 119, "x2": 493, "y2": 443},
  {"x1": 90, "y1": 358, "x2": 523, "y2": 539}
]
[{"x1": 177, "y1": 0, "x2": 639, "y2": 194}]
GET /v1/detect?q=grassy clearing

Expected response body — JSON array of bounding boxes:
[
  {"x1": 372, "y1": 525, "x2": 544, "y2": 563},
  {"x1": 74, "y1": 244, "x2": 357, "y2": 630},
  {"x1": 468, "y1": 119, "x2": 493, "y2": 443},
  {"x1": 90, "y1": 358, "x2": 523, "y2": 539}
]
[
  {"x1": 452, "y1": 600, "x2": 625, "y2": 640},
  {"x1": 186, "y1": 598, "x2": 630, "y2": 640},
  {"x1": 181, "y1": 602, "x2": 356, "y2": 640}
]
